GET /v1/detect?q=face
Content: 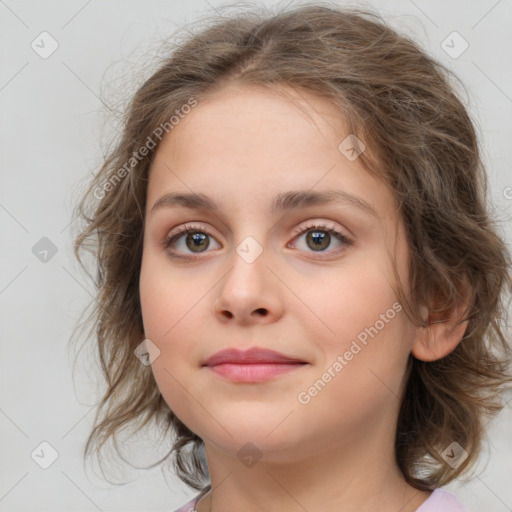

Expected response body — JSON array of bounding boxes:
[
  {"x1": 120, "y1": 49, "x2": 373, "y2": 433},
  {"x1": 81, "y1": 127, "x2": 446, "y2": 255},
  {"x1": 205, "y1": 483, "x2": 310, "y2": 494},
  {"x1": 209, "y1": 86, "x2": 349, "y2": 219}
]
[{"x1": 139, "y1": 84, "x2": 416, "y2": 463}]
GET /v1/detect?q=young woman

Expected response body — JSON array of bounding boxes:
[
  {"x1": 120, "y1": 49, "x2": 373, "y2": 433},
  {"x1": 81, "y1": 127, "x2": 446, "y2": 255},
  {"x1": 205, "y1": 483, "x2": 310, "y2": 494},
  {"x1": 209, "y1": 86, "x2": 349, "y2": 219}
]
[{"x1": 73, "y1": 4, "x2": 512, "y2": 511}]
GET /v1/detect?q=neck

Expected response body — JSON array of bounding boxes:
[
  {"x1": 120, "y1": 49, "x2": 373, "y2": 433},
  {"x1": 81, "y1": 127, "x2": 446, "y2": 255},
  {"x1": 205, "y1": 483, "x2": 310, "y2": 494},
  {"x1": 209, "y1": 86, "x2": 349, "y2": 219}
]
[{"x1": 195, "y1": 419, "x2": 431, "y2": 512}]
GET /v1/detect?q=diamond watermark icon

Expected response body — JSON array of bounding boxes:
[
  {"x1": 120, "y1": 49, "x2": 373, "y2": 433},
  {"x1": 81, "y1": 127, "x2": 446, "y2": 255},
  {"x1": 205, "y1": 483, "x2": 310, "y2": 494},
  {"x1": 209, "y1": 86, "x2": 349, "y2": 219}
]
[
  {"x1": 338, "y1": 134, "x2": 366, "y2": 161},
  {"x1": 236, "y1": 236, "x2": 263, "y2": 264},
  {"x1": 32, "y1": 237, "x2": 58, "y2": 263},
  {"x1": 31, "y1": 31, "x2": 59, "y2": 59},
  {"x1": 441, "y1": 441, "x2": 468, "y2": 469},
  {"x1": 134, "y1": 338, "x2": 160, "y2": 366},
  {"x1": 441, "y1": 31, "x2": 468, "y2": 59},
  {"x1": 31, "y1": 441, "x2": 59, "y2": 469},
  {"x1": 237, "y1": 442, "x2": 262, "y2": 468}
]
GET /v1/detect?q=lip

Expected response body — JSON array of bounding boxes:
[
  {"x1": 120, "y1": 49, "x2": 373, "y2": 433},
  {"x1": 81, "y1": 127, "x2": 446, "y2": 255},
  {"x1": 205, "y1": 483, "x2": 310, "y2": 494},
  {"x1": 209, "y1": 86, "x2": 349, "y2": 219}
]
[
  {"x1": 203, "y1": 347, "x2": 307, "y2": 366},
  {"x1": 202, "y1": 347, "x2": 309, "y2": 383}
]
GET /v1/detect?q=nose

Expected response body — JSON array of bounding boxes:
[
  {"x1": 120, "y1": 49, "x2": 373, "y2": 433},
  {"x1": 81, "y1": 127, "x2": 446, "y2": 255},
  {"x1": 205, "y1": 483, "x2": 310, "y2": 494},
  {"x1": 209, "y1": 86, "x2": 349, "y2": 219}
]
[{"x1": 213, "y1": 240, "x2": 285, "y2": 326}]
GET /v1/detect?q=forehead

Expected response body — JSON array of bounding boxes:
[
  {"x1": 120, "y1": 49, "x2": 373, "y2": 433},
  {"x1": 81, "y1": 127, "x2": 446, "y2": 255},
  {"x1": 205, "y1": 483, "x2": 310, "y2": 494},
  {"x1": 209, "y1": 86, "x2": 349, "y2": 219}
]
[
  {"x1": 146, "y1": 84, "x2": 395, "y2": 222},
  {"x1": 158, "y1": 83, "x2": 347, "y2": 166}
]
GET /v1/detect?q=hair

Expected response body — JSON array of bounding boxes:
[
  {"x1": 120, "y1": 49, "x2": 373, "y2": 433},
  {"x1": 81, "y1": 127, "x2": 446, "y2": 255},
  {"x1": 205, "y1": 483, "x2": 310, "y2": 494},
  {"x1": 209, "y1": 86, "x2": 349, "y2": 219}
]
[{"x1": 72, "y1": 0, "x2": 512, "y2": 497}]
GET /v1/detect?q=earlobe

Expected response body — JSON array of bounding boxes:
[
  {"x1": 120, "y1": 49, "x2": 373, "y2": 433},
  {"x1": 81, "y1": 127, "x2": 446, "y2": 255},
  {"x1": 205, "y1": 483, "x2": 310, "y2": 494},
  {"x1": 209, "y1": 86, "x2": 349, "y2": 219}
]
[{"x1": 411, "y1": 286, "x2": 472, "y2": 362}]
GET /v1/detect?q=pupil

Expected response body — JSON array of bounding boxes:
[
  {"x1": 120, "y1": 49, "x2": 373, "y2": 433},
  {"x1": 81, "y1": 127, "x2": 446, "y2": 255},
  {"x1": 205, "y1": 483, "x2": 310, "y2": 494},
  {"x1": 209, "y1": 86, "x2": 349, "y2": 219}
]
[
  {"x1": 187, "y1": 232, "x2": 209, "y2": 252},
  {"x1": 308, "y1": 230, "x2": 330, "y2": 251}
]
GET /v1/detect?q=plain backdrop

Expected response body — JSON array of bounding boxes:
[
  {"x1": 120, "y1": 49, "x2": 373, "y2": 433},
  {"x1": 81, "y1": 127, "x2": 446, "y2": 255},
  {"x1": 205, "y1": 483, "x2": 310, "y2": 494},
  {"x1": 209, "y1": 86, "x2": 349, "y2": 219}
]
[{"x1": 1, "y1": 0, "x2": 511, "y2": 511}]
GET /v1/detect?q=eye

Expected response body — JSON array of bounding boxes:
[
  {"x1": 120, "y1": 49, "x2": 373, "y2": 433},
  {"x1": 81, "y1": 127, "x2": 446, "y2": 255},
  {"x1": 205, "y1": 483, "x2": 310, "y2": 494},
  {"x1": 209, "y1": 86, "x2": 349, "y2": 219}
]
[
  {"x1": 288, "y1": 220, "x2": 353, "y2": 258},
  {"x1": 163, "y1": 223, "x2": 220, "y2": 257},
  {"x1": 163, "y1": 220, "x2": 353, "y2": 260}
]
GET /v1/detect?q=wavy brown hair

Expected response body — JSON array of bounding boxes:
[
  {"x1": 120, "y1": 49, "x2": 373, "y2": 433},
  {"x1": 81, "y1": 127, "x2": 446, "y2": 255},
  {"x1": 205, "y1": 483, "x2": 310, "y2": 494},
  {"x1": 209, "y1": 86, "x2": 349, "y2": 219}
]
[{"x1": 72, "y1": 0, "x2": 512, "y2": 495}]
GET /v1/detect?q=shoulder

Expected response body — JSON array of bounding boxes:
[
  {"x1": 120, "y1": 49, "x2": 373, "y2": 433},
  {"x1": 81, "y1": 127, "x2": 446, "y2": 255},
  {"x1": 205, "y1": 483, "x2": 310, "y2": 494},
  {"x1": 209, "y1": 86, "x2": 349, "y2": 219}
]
[
  {"x1": 170, "y1": 493, "x2": 201, "y2": 512},
  {"x1": 416, "y1": 488, "x2": 469, "y2": 512}
]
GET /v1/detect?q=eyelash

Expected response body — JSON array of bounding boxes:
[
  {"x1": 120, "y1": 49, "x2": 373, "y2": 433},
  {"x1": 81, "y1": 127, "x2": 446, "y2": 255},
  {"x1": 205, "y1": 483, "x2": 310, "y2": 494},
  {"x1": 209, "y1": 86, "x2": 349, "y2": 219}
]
[{"x1": 163, "y1": 221, "x2": 353, "y2": 260}]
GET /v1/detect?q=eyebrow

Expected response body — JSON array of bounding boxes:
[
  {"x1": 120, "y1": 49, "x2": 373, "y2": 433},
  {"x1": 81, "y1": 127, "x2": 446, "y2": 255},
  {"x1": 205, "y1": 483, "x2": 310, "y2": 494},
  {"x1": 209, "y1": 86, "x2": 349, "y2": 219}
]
[{"x1": 150, "y1": 189, "x2": 379, "y2": 218}]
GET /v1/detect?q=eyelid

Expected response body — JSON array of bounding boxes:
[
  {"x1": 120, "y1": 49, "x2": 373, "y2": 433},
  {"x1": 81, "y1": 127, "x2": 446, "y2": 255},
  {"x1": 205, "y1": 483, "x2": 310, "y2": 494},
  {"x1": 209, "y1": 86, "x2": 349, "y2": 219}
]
[{"x1": 290, "y1": 219, "x2": 346, "y2": 238}]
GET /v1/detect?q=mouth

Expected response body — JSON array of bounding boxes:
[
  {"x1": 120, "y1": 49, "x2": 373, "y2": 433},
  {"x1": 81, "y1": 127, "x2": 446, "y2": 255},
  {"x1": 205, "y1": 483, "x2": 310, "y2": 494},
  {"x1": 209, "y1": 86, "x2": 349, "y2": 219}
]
[
  {"x1": 202, "y1": 347, "x2": 309, "y2": 383},
  {"x1": 206, "y1": 361, "x2": 308, "y2": 382}
]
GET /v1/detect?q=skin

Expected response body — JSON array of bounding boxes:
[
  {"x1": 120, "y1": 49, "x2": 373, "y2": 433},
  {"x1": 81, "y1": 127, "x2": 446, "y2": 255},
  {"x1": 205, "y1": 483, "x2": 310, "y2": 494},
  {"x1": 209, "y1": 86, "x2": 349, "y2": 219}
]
[{"x1": 139, "y1": 83, "x2": 469, "y2": 512}]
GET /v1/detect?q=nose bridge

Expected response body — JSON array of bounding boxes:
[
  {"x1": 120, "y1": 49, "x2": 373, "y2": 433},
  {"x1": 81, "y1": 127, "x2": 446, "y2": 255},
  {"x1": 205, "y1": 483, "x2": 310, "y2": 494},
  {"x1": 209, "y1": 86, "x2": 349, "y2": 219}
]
[
  {"x1": 213, "y1": 230, "x2": 284, "y2": 323},
  {"x1": 223, "y1": 233, "x2": 268, "y2": 296}
]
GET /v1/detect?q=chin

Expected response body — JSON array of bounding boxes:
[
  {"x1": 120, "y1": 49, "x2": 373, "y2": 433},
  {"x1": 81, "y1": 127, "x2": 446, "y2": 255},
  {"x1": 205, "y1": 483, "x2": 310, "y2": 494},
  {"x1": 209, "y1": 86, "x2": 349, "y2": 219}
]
[{"x1": 200, "y1": 418, "x2": 306, "y2": 459}]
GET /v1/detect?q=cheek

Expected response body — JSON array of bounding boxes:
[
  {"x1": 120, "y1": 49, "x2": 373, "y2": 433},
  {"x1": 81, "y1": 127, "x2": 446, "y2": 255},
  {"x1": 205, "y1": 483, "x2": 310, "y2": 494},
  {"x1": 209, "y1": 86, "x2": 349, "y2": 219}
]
[
  {"x1": 139, "y1": 252, "x2": 209, "y2": 424},
  {"x1": 294, "y1": 279, "x2": 408, "y2": 437},
  {"x1": 297, "y1": 256, "x2": 410, "y2": 408},
  {"x1": 307, "y1": 257, "x2": 405, "y2": 351},
  {"x1": 139, "y1": 249, "x2": 201, "y2": 338}
]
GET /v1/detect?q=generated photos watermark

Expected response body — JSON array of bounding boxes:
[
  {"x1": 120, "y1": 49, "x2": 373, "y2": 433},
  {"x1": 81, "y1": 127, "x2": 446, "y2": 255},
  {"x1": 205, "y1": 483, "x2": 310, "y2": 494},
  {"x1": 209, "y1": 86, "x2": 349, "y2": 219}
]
[
  {"x1": 93, "y1": 97, "x2": 198, "y2": 199},
  {"x1": 297, "y1": 301, "x2": 403, "y2": 405}
]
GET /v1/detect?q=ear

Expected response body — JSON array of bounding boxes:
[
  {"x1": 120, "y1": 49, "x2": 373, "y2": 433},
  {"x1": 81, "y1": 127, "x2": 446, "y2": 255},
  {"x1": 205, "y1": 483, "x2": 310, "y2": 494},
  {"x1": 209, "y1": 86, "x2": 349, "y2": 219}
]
[{"x1": 411, "y1": 279, "x2": 472, "y2": 362}]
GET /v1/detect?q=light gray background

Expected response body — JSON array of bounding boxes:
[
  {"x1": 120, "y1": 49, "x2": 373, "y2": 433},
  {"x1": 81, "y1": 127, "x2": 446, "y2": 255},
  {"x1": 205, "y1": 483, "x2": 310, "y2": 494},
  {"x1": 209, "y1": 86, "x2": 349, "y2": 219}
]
[{"x1": 1, "y1": 0, "x2": 511, "y2": 511}]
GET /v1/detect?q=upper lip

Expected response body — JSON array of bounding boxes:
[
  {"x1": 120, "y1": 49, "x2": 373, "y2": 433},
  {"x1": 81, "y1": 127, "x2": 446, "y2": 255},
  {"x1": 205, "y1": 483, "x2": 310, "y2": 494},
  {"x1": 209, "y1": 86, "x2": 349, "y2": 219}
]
[{"x1": 203, "y1": 347, "x2": 307, "y2": 366}]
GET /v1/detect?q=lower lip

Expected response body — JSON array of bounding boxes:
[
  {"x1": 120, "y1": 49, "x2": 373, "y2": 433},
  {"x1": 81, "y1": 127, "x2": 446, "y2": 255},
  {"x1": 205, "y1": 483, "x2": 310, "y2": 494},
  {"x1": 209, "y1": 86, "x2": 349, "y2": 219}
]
[{"x1": 206, "y1": 362, "x2": 307, "y2": 382}]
